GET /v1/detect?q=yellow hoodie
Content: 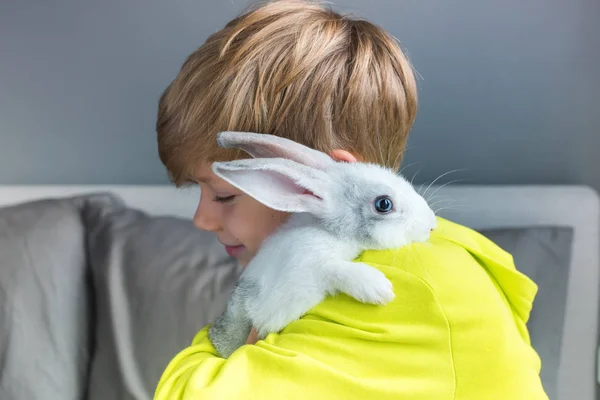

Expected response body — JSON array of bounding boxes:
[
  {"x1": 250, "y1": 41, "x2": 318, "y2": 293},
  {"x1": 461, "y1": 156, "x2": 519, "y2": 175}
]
[{"x1": 154, "y1": 217, "x2": 548, "y2": 399}]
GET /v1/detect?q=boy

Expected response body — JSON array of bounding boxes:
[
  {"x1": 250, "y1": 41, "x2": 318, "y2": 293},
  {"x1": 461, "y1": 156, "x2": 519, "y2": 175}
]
[{"x1": 154, "y1": 1, "x2": 548, "y2": 399}]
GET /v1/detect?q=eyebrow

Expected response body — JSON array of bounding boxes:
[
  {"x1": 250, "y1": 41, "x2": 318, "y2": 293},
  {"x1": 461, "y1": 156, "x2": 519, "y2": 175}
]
[{"x1": 195, "y1": 176, "x2": 212, "y2": 184}]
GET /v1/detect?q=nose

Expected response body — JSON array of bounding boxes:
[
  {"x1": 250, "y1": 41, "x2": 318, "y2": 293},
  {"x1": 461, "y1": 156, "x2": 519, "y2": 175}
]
[
  {"x1": 193, "y1": 193, "x2": 222, "y2": 232},
  {"x1": 430, "y1": 212, "x2": 438, "y2": 232}
]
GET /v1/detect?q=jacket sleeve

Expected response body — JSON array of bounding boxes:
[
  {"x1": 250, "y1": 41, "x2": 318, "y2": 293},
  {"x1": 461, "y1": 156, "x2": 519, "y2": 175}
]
[
  {"x1": 153, "y1": 260, "x2": 457, "y2": 400},
  {"x1": 154, "y1": 324, "x2": 393, "y2": 400}
]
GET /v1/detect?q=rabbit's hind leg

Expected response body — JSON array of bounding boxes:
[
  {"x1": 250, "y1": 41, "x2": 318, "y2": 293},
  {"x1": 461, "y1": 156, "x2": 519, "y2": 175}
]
[{"x1": 208, "y1": 280, "x2": 254, "y2": 358}]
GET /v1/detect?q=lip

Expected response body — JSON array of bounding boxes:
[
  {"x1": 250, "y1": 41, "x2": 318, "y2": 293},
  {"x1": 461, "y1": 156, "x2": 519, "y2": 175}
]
[{"x1": 223, "y1": 244, "x2": 245, "y2": 258}]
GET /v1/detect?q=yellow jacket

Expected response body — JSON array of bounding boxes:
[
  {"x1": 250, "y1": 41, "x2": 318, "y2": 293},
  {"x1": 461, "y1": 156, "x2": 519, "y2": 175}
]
[{"x1": 154, "y1": 217, "x2": 548, "y2": 399}]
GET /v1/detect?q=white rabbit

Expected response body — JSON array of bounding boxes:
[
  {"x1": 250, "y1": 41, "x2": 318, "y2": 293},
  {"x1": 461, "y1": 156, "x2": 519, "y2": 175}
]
[{"x1": 208, "y1": 131, "x2": 437, "y2": 358}]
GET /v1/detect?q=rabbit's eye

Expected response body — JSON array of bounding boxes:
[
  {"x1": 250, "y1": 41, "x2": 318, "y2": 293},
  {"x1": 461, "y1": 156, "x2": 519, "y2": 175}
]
[{"x1": 374, "y1": 196, "x2": 393, "y2": 214}]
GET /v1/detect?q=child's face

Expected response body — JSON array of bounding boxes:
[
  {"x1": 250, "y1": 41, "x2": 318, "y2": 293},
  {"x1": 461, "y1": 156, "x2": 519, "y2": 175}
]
[{"x1": 191, "y1": 162, "x2": 290, "y2": 267}]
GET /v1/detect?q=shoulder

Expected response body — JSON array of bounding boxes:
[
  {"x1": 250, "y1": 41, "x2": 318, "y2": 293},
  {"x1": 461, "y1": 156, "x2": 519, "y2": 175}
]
[
  {"x1": 354, "y1": 216, "x2": 539, "y2": 344},
  {"x1": 356, "y1": 216, "x2": 517, "y2": 285}
]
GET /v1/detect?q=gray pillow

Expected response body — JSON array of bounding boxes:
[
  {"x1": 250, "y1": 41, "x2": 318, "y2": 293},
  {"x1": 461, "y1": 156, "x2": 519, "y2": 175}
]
[
  {"x1": 0, "y1": 197, "x2": 95, "y2": 400},
  {"x1": 81, "y1": 195, "x2": 241, "y2": 400},
  {"x1": 479, "y1": 226, "x2": 573, "y2": 400}
]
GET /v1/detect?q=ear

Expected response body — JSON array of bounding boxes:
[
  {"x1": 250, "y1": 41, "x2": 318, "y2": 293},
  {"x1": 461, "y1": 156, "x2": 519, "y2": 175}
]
[
  {"x1": 216, "y1": 131, "x2": 334, "y2": 170},
  {"x1": 212, "y1": 158, "x2": 331, "y2": 214}
]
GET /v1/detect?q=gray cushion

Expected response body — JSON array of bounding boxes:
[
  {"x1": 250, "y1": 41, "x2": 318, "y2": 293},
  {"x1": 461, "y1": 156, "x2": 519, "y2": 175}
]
[
  {"x1": 479, "y1": 226, "x2": 573, "y2": 400},
  {"x1": 0, "y1": 197, "x2": 96, "y2": 400},
  {"x1": 81, "y1": 195, "x2": 241, "y2": 400}
]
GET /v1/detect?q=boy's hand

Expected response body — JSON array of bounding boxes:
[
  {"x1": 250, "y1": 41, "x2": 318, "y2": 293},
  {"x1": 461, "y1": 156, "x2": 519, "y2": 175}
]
[{"x1": 245, "y1": 327, "x2": 258, "y2": 345}]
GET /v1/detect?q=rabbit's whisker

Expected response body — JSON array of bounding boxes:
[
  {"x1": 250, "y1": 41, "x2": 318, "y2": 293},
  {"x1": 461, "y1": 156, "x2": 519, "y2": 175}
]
[{"x1": 422, "y1": 169, "x2": 467, "y2": 199}]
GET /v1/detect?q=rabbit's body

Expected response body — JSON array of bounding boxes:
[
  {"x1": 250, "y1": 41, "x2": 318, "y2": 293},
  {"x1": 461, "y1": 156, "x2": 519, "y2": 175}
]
[
  {"x1": 243, "y1": 213, "x2": 394, "y2": 336},
  {"x1": 210, "y1": 212, "x2": 394, "y2": 358},
  {"x1": 207, "y1": 131, "x2": 437, "y2": 358}
]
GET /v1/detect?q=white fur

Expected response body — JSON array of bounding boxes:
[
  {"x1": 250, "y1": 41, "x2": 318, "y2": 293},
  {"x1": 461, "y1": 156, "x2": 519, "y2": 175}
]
[
  {"x1": 243, "y1": 214, "x2": 394, "y2": 338},
  {"x1": 208, "y1": 131, "x2": 437, "y2": 358}
]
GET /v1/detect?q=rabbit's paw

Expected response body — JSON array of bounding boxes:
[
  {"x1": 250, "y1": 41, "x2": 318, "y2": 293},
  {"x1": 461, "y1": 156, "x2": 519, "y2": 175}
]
[{"x1": 335, "y1": 261, "x2": 395, "y2": 305}]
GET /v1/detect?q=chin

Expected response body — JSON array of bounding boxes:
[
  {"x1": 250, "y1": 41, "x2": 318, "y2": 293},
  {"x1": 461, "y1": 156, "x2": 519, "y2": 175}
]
[
  {"x1": 371, "y1": 229, "x2": 410, "y2": 250},
  {"x1": 238, "y1": 253, "x2": 253, "y2": 269}
]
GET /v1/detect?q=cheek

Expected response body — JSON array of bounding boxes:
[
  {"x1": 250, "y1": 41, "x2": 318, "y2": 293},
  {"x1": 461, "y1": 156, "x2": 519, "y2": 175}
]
[
  {"x1": 228, "y1": 198, "x2": 289, "y2": 253},
  {"x1": 258, "y1": 209, "x2": 289, "y2": 239}
]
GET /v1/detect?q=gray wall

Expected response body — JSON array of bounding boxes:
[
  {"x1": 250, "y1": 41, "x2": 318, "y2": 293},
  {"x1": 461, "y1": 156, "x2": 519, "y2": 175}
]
[{"x1": 1, "y1": 0, "x2": 598, "y2": 192}]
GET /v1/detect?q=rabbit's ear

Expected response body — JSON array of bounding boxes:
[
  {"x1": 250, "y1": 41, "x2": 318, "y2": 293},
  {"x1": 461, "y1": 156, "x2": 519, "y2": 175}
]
[
  {"x1": 217, "y1": 131, "x2": 334, "y2": 170},
  {"x1": 212, "y1": 158, "x2": 331, "y2": 214}
]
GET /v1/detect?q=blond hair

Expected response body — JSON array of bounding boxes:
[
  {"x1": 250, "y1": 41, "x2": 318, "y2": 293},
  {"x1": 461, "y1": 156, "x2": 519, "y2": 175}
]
[{"x1": 157, "y1": 0, "x2": 417, "y2": 186}]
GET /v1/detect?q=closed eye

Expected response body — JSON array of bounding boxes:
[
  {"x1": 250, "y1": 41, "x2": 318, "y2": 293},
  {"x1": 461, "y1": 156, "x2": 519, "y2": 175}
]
[{"x1": 214, "y1": 195, "x2": 236, "y2": 203}]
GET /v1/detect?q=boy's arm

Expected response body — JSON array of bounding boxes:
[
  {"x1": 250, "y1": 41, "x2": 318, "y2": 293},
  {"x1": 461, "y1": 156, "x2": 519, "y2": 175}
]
[
  {"x1": 153, "y1": 277, "x2": 457, "y2": 400},
  {"x1": 154, "y1": 325, "x2": 359, "y2": 400},
  {"x1": 154, "y1": 325, "x2": 348, "y2": 400}
]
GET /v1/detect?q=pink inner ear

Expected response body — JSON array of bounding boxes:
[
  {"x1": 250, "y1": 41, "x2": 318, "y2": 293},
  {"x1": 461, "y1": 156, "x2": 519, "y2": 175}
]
[
  {"x1": 302, "y1": 188, "x2": 322, "y2": 200},
  {"x1": 260, "y1": 170, "x2": 322, "y2": 201}
]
